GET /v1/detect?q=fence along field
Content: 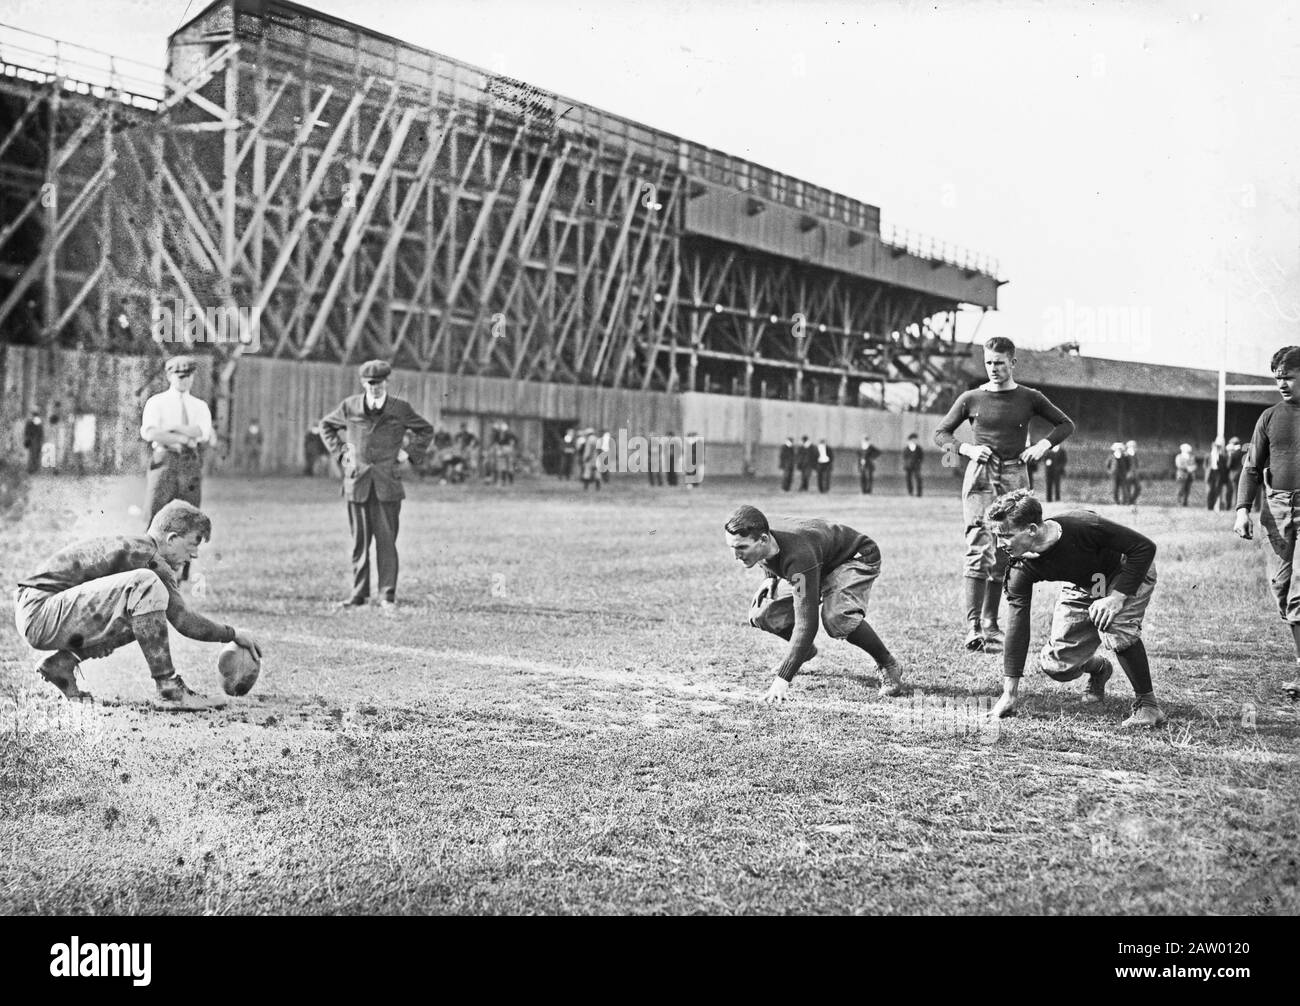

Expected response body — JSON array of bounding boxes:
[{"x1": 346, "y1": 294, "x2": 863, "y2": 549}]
[{"x1": 0, "y1": 473, "x2": 1297, "y2": 914}]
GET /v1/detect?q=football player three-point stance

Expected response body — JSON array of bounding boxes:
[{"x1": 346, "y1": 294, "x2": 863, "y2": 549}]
[
  {"x1": 724, "y1": 505, "x2": 904, "y2": 705},
  {"x1": 15, "y1": 501, "x2": 262, "y2": 710},
  {"x1": 934, "y1": 337, "x2": 1075, "y2": 654},
  {"x1": 983, "y1": 489, "x2": 1166, "y2": 728}
]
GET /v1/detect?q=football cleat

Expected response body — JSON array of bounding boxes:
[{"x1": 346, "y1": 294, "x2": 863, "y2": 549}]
[
  {"x1": 964, "y1": 626, "x2": 986, "y2": 651},
  {"x1": 877, "y1": 661, "x2": 904, "y2": 698},
  {"x1": 37, "y1": 651, "x2": 91, "y2": 701},
  {"x1": 1120, "y1": 702, "x2": 1167, "y2": 729},
  {"x1": 981, "y1": 622, "x2": 1005, "y2": 652},
  {"x1": 1082, "y1": 656, "x2": 1113, "y2": 704},
  {"x1": 1281, "y1": 679, "x2": 1300, "y2": 701}
]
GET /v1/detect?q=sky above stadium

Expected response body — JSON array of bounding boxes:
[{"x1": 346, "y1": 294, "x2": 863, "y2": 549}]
[{"x1": 2, "y1": 0, "x2": 1296, "y2": 376}]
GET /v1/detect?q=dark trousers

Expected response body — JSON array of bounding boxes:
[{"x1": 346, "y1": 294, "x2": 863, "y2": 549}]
[
  {"x1": 798, "y1": 467, "x2": 812, "y2": 491},
  {"x1": 817, "y1": 464, "x2": 832, "y2": 492},
  {"x1": 146, "y1": 448, "x2": 203, "y2": 582},
  {"x1": 1221, "y1": 474, "x2": 1239, "y2": 510},
  {"x1": 1176, "y1": 474, "x2": 1193, "y2": 506},
  {"x1": 347, "y1": 488, "x2": 402, "y2": 603},
  {"x1": 26, "y1": 446, "x2": 41, "y2": 474},
  {"x1": 905, "y1": 469, "x2": 922, "y2": 496},
  {"x1": 1045, "y1": 469, "x2": 1062, "y2": 502},
  {"x1": 1111, "y1": 475, "x2": 1126, "y2": 505},
  {"x1": 859, "y1": 465, "x2": 874, "y2": 494},
  {"x1": 780, "y1": 466, "x2": 794, "y2": 491}
]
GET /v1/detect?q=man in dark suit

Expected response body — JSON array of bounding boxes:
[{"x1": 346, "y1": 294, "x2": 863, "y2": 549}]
[
  {"x1": 23, "y1": 410, "x2": 44, "y2": 474},
  {"x1": 796, "y1": 435, "x2": 815, "y2": 491},
  {"x1": 1043, "y1": 443, "x2": 1066, "y2": 502},
  {"x1": 902, "y1": 433, "x2": 924, "y2": 496},
  {"x1": 779, "y1": 437, "x2": 795, "y2": 492},
  {"x1": 857, "y1": 436, "x2": 881, "y2": 494},
  {"x1": 320, "y1": 360, "x2": 435, "y2": 610}
]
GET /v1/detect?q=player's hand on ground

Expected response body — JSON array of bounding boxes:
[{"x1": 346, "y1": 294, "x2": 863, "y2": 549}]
[
  {"x1": 960, "y1": 443, "x2": 993, "y2": 464},
  {"x1": 759, "y1": 677, "x2": 790, "y2": 704},
  {"x1": 233, "y1": 630, "x2": 262, "y2": 662},
  {"x1": 1088, "y1": 594, "x2": 1123, "y2": 632},
  {"x1": 1233, "y1": 509, "x2": 1253, "y2": 540},
  {"x1": 1020, "y1": 438, "x2": 1052, "y2": 464},
  {"x1": 989, "y1": 692, "x2": 1018, "y2": 718}
]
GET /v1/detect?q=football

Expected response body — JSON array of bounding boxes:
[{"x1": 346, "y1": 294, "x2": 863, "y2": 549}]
[{"x1": 216, "y1": 642, "x2": 260, "y2": 696}]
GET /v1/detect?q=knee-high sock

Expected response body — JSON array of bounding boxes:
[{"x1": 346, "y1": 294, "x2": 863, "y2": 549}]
[
  {"x1": 964, "y1": 577, "x2": 985, "y2": 627},
  {"x1": 846, "y1": 620, "x2": 893, "y2": 666},
  {"x1": 982, "y1": 578, "x2": 1003, "y2": 627},
  {"x1": 1115, "y1": 640, "x2": 1153, "y2": 695},
  {"x1": 131, "y1": 611, "x2": 176, "y2": 680}
]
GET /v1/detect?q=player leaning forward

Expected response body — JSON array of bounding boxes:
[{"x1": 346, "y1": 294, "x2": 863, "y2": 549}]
[
  {"x1": 984, "y1": 489, "x2": 1166, "y2": 727},
  {"x1": 724, "y1": 505, "x2": 904, "y2": 703},
  {"x1": 13, "y1": 500, "x2": 262, "y2": 707},
  {"x1": 934, "y1": 337, "x2": 1075, "y2": 652}
]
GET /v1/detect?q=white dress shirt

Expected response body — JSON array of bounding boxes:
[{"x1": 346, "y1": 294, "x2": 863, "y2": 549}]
[{"x1": 140, "y1": 387, "x2": 213, "y2": 445}]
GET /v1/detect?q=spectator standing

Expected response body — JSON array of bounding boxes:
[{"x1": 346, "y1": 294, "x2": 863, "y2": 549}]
[
  {"x1": 1174, "y1": 443, "x2": 1197, "y2": 506},
  {"x1": 1125, "y1": 440, "x2": 1143, "y2": 505},
  {"x1": 797, "y1": 435, "x2": 814, "y2": 492},
  {"x1": 23, "y1": 410, "x2": 43, "y2": 475},
  {"x1": 857, "y1": 436, "x2": 880, "y2": 494},
  {"x1": 1224, "y1": 436, "x2": 1244, "y2": 510},
  {"x1": 816, "y1": 438, "x2": 834, "y2": 493},
  {"x1": 1043, "y1": 443, "x2": 1066, "y2": 502},
  {"x1": 902, "y1": 433, "x2": 924, "y2": 497},
  {"x1": 1205, "y1": 437, "x2": 1230, "y2": 510},
  {"x1": 779, "y1": 437, "x2": 796, "y2": 492},
  {"x1": 1106, "y1": 443, "x2": 1130, "y2": 504}
]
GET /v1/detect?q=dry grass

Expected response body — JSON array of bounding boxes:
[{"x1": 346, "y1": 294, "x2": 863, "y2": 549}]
[{"x1": 1, "y1": 471, "x2": 1297, "y2": 914}]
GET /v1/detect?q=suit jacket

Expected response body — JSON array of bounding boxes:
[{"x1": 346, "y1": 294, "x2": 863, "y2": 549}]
[
  {"x1": 857, "y1": 445, "x2": 880, "y2": 469},
  {"x1": 779, "y1": 443, "x2": 795, "y2": 471},
  {"x1": 902, "y1": 443, "x2": 924, "y2": 471},
  {"x1": 319, "y1": 394, "x2": 435, "y2": 502},
  {"x1": 796, "y1": 444, "x2": 815, "y2": 471}
]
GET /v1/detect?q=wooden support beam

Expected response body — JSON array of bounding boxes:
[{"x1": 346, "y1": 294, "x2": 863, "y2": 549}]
[{"x1": 299, "y1": 106, "x2": 418, "y2": 357}]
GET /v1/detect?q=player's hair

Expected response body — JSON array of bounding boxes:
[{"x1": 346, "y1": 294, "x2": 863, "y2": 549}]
[
  {"x1": 984, "y1": 488, "x2": 1042, "y2": 530},
  {"x1": 149, "y1": 500, "x2": 212, "y2": 542},
  {"x1": 724, "y1": 505, "x2": 769, "y2": 540},
  {"x1": 984, "y1": 336, "x2": 1016, "y2": 356},
  {"x1": 1271, "y1": 346, "x2": 1300, "y2": 375}
]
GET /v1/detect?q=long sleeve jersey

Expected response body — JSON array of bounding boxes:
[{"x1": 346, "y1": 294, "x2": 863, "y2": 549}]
[
  {"x1": 1003, "y1": 512, "x2": 1156, "y2": 677},
  {"x1": 759, "y1": 519, "x2": 880, "y2": 681},
  {"x1": 933, "y1": 385, "x2": 1074, "y2": 461},
  {"x1": 17, "y1": 535, "x2": 236, "y2": 644},
  {"x1": 1237, "y1": 401, "x2": 1300, "y2": 508}
]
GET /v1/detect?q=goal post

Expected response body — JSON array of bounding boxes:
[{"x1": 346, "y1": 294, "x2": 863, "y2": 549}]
[{"x1": 1218, "y1": 365, "x2": 1276, "y2": 441}]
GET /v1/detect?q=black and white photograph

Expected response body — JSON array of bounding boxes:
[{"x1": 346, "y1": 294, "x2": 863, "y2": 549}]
[{"x1": 0, "y1": 0, "x2": 1296, "y2": 938}]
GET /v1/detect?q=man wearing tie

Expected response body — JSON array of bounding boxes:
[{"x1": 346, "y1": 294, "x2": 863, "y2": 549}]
[
  {"x1": 140, "y1": 355, "x2": 213, "y2": 580},
  {"x1": 319, "y1": 360, "x2": 435, "y2": 610}
]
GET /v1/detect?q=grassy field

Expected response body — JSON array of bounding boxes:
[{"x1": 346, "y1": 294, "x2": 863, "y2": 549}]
[{"x1": 1, "y1": 470, "x2": 1297, "y2": 915}]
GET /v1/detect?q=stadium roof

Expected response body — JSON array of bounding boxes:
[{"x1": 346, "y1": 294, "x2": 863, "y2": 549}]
[{"x1": 957, "y1": 350, "x2": 1277, "y2": 405}]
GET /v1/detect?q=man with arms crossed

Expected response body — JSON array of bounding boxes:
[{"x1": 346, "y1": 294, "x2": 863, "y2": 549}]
[
  {"x1": 984, "y1": 489, "x2": 1166, "y2": 728},
  {"x1": 1233, "y1": 345, "x2": 1300, "y2": 699},
  {"x1": 934, "y1": 337, "x2": 1075, "y2": 653},
  {"x1": 724, "y1": 505, "x2": 904, "y2": 704},
  {"x1": 14, "y1": 500, "x2": 261, "y2": 708}
]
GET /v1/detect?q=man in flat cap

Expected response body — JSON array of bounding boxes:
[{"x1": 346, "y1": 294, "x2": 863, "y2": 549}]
[
  {"x1": 140, "y1": 355, "x2": 213, "y2": 581},
  {"x1": 319, "y1": 360, "x2": 435, "y2": 609}
]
